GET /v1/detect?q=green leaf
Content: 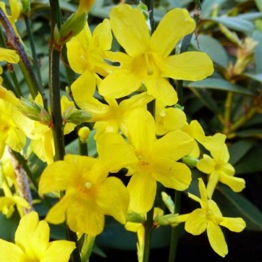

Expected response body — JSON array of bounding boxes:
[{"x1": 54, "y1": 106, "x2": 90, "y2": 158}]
[
  {"x1": 244, "y1": 73, "x2": 262, "y2": 83},
  {"x1": 253, "y1": 31, "x2": 262, "y2": 74},
  {"x1": 228, "y1": 139, "x2": 256, "y2": 165},
  {"x1": 211, "y1": 17, "x2": 254, "y2": 33},
  {"x1": 255, "y1": 0, "x2": 262, "y2": 12},
  {"x1": 0, "y1": 211, "x2": 20, "y2": 241},
  {"x1": 234, "y1": 145, "x2": 262, "y2": 174},
  {"x1": 201, "y1": 0, "x2": 226, "y2": 18},
  {"x1": 191, "y1": 34, "x2": 229, "y2": 68},
  {"x1": 215, "y1": 185, "x2": 262, "y2": 231},
  {"x1": 187, "y1": 78, "x2": 254, "y2": 96},
  {"x1": 234, "y1": 129, "x2": 262, "y2": 139}
]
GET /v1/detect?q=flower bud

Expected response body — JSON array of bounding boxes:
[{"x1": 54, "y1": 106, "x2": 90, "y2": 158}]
[
  {"x1": 78, "y1": 126, "x2": 90, "y2": 143},
  {"x1": 64, "y1": 108, "x2": 92, "y2": 125},
  {"x1": 161, "y1": 192, "x2": 175, "y2": 214},
  {"x1": 21, "y1": 0, "x2": 31, "y2": 14}
]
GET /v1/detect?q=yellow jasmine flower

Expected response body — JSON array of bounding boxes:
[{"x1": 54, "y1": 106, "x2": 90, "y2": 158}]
[
  {"x1": 74, "y1": 92, "x2": 153, "y2": 139},
  {"x1": 67, "y1": 19, "x2": 112, "y2": 100},
  {"x1": 197, "y1": 143, "x2": 245, "y2": 198},
  {"x1": 121, "y1": 108, "x2": 194, "y2": 213},
  {"x1": 0, "y1": 97, "x2": 26, "y2": 158},
  {"x1": 99, "y1": 5, "x2": 213, "y2": 105},
  {"x1": 0, "y1": 211, "x2": 75, "y2": 262},
  {"x1": 184, "y1": 178, "x2": 246, "y2": 257},
  {"x1": 39, "y1": 133, "x2": 132, "y2": 235}
]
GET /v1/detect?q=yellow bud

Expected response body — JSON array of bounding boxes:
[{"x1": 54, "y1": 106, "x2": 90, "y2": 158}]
[{"x1": 78, "y1": 126, "x2": 90, "y2": 143}]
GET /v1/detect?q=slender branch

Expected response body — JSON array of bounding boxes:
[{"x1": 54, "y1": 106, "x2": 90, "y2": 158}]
[
  {"x1": 0, "y1": 7, "x2": 41, "y2": 98},
  {"x1": 143, "y1": 207, "x2": 154, "y2": 262},
  {"x1": 49, "y1": 0, "x2": 65, "y2": 161}
]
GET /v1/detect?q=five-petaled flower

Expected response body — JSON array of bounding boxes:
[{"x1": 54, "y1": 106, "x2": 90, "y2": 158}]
[
  {"x1": 0, "y1": 211, "x2": 75, "y2": 262},
  {"x1": 99, "y1": 4, "x2": 214, "y2": 105},
  {"x1": 183, "y1": 178, "x2": 246, "y2": 257}
]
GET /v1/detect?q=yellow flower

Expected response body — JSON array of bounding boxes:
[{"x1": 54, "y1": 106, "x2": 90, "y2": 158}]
[
  {"x1": 74, "y1": 92, "x2": 153, "y2": 139},
  {"x1": 197, "y1": 143, "x2": 245, "y2": 198},
  {"x1": 121, "y1": 108, "x2": 194, "y2": 213},
  {"x1": 99, "y1": 5, "x2": 213, "y2": 105},
  {"x1": 0, "y1": 97, "x2": 26, "y2": 158},
  {"x1": 39, "y1": 133, "x2": 132, "y2": 235},
  {"x1": 184, "y1": 178, "x2": 246, "y2": 257},
  {"x1": 67, "y1": 19, "x2": 112, "y2": 100},
  {"x1": 0, "y1": 211, "x2": 75, "y2": 262}
]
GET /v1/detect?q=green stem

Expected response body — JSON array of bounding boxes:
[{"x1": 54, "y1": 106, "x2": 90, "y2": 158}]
[
  {"x1": 48, "y1": 2, "x2": 81, "y2": 262},
  {"x1": 168, "y1": 190, "x2": 181, "y2": 262},
  {"x1": 49, "y1": 0, "x2": 65, "y2": 161},
  {"x1": 24, "y1": 15, "x2": 43, "y2": 88},
  {"x1": 223, "y1": 91, "x2": 233, "y2": 134},
  {"x1": 80, "y1": 235, "x2": 96, "y2": 262},
  {"x1": 143, "y1": 0, "x2": 154, "y2": 30},
  {"x1": 143, "y1": 207, "x2": 154, "y2": 262}
]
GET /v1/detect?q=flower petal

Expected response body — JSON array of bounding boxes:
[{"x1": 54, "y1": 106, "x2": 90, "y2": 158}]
[
  {"x1": 163, "y1": 51, "x2": 214, "y2": 81},
  {"x1": 143, "y1": 77, "x2": 178, "y2": 105},
  {"x1": 0, "y1": 47, "x2": 19, "y2": 63},
  {"x1": 39, "y1": 161, "x2": 75, "y2": 194},
  {"x1": 206, "y1": 171, "x2": 219, "y2": 198},
  {"x1": 0, "y1": 239, "x2": 23, "y2": 262},
  {"x1": 125, "y1": 108, "x2": 155, "y2": 151},
  {"x1": 71, "y1": 71, "x2": 97, "y2": 108},
  {"x1": 151, "y1": 9, "x2": 195, "y2": 56},
  {"x1": 42, "y1": 241, "x2": 76, "y2": 262},
  {"x1": 15, "y1": 211, "x2": 38, "y2": 252},
  {"x1": 185, "y1": 209, "x2": 207, "y2": 235},
  {"x1": 99, "y1": 70, "x2": 141, "y2": 99},
  {"x1": 207, "y1": 221, "x2": 228, "y2": 257},
  {"x1": 152, "y1": 130, "x2": 194, "y2": 161},
  {"x1": 96, "y1": 177, "x2": 129, "y2": 224},
  {"x1": 127, "y1": 172, "x2": 156, "y2": 213},
  {"x1": 219, "y1": 174, "x2": 246, "y2": 192},
  {"x1": 152, "y1": 159, "x2": 191, "y2": 190},
  {"x1": 219, "y1": 217, "x2": 246, "y2": 232},
  {"x1": 197, "y1": 154, "x2": 215, "y2": 174},
  {"x1": 110, "y1": 4, "x2": 150, "y2": 56}
]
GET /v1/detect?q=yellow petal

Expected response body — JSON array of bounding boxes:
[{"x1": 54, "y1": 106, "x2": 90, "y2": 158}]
[
  {"x1": 143, "y1": 77, "x2": 178, "y2": 106},
  {"x1": 219, "y1": 217, "x2": 246, "y2": 232},
  {"x1": 0, "y1": 239, "x2": 23, "y2": 262},
  {"x1": 15, "y1": 211, "x2": 39, "y2": 251},
  {"x1": 152, "y1": 160, "x2": 191, "y2": 190},
  {"x1": 39, "y1": 161, "x2": 75, "y2": 194},
  {"x1": 92, "y1": 19, "x2": 112, "y2": 51},
  {"x1": 207, "y1": 222, "x2": 228, "y2": 257},
  {"x1": 206, "y1": 172, "x2": 219, "y2": 198},
  {"x1": 125, "y1": 108, "x2": 155, "y2": 151},
  {"x1": 42, "y1": 241, "x2": 76, "y2": 262},
  {"x1": 152, "y1": 130, "x2": 194, "y2": 161},
  {"x1": 151, "y1": 9, "x2": 195, "y2": 56},
  {"x1": 31, "y1": 220, "x2": 50, "y2": 256},
  {"x1": 71, "y1": 71, "x2": 97, "y2": 108},
  {"x1": 97, "y1": 132, "x2": 137, "y2": 173},
  {"x1": 219, "y1": 174, "x2": 245, "y2": 192},
  {"x1": 67, "y1": 23, "x2": 92, "y2": 74},
  {"x1": 127, "y1": 172, "x2": 156, "y2": 213},
  {"x1": 0, "y1": 47, "x2": 19, "y2": 63},
  {"x1": 99, "y1": 70, "x2": 141, "y2": 99},
  {"x1": 185, "y1": 209, "x2": 207, "y2": 235},
  {"x1": 96, "y1": 177, "x2": 129, "y2": 224},
  {"x1": 45, "y1": 195, "x2": 70, "y2": 225},
  {"x1": 66, "y1": 195, "x2": 105, "y2": 235},
  {"x1": 110, "y1": 4, "x2": 150, "y2": 56},
  {"x1": 197, "y1": 154, "x2": 215, "y2": 174},
  {"x1": 163, "y1": 51, "x2": 214, "y2": 81}
]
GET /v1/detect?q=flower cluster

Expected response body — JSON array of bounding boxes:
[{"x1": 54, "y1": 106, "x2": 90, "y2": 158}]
[{"x1": 0, "y1": 1, "x2": 247, "y2": 261}]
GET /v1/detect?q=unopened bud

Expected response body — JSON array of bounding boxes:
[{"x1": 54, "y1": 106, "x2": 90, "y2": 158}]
[
  {"x1": 161, "y1": 192, "x2": 175, "y2": 214},
  {"x1": 182, "y1": 155, "x2": 199, "y2": 168},
  {"x1": 65, "y1": 108, "x2": 92, "y2": 125},
  {"x1": 78, "y1": 126, "x2": 90, "y2": 143},
  {"x1": 21, "y1": 0, "x2": 31, "y2": 14}
]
